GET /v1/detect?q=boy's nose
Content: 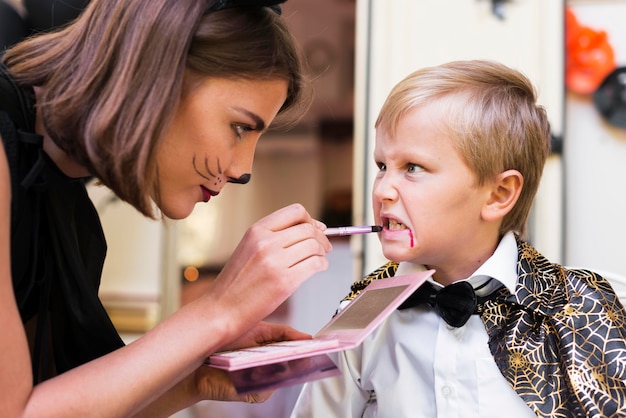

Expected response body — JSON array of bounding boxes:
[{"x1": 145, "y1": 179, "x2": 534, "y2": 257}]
[{"x1": 373, "y1": 175, "x2": 398, "y2": 201}]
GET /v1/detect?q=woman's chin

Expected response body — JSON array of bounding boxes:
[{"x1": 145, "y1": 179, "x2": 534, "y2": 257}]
[{"x1": 160, "y1": 201, "x2": 196, "y2": 220}]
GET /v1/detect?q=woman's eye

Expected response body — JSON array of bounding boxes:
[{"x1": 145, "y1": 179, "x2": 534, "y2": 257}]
[
  {"x1": 233, "y1": 124, "x2": 253, "y2": 137},
  {"x1": 407, "y1": 163, "x2": 423, "y2": 174}
]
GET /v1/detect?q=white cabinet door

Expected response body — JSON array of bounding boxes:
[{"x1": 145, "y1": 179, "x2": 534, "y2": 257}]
[{"x1": 353, "y1": 0, "x2": 565, "y2": 276}]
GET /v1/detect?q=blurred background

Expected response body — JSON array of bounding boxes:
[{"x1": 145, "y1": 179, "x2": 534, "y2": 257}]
[{"x1": 3, "y1": 0, "x2": 626, "y2": 417}]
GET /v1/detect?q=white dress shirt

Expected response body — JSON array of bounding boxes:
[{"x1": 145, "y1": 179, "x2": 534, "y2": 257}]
[{"x1": 291, "y1": 232, "x2": 536, "y2": 418}]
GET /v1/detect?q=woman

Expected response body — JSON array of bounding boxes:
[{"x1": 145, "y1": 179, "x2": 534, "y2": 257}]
[{"x1": 0, "y1": 0, "x2": 332, "y2": 416}]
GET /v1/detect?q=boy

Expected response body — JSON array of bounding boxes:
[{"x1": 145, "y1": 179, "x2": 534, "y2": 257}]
[{"x1": 291, "y1": 60, "x2": 626, "y2": 417}]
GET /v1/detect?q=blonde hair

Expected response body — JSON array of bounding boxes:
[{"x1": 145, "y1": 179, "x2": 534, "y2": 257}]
[
  {"x1": 3, "y1": 0, "x2": 309, "y2": 217},
  {"x1": 376, "y1": 60, "x2": 551, "y2": 235}
]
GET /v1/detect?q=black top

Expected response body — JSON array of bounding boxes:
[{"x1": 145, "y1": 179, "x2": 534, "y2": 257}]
[{"x1": 0, "y1": 64, "x2": 124, "y2": 382}]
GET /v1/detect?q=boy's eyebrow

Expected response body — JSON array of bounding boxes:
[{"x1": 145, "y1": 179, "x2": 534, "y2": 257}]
[{"x1": 233, "y1": 107, "x2": 266, "y2": 131}]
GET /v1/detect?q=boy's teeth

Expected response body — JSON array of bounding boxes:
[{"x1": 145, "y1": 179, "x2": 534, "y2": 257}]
[{"x1": 388, "y1": 220, "x2": 406, "y2": 230}]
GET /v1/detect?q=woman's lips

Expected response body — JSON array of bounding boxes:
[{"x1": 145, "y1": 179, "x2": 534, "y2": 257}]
[{"x1": 200, "y1": 186, "x2": 219, "y2": 202}]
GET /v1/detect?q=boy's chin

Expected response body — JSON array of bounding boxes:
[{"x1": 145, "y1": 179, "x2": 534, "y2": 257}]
[{"x1": 381, "y1": 248, "x2": 414, "y2": 263}]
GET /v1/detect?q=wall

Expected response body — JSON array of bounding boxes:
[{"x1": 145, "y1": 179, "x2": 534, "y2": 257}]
[
  {"x1": 564, "y1": 0, "x2": 626, "y2": 276},
  {"x1": 88, "y1": 184, "x2": 168, "y2": 334}
]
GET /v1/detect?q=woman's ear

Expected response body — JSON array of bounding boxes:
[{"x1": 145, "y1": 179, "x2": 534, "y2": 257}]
[{"x1": 482, "y1": 169, "x2": 523, "y2": 222}]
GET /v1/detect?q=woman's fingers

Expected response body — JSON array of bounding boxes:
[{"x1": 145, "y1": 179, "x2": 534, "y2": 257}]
[
  {"x1": 219, "y1": 321, "x2": 312, "y2": 352},
  {"x1": 201, "y1": 203, "x2": 331, "y2": 333}
]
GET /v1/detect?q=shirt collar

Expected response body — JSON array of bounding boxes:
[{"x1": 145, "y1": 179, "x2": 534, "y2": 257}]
[
  {"x1": 395, "y1": 231, "x2": 518, "y2": 294},
  {"x1": 469, "y1": 231, "x2": 518, "y2": 295}
]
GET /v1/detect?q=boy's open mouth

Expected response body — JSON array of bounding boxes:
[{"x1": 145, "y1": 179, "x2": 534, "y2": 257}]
[{"x1": 386, "y1": 219, "x2": 408, "y2": 230}]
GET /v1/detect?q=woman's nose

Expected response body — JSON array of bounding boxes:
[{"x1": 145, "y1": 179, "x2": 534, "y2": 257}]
[{"x1": 226, "y1": 139, "x2": 257, "y2": 185}]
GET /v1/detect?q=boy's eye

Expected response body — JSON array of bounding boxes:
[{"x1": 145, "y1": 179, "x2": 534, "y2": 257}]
[
  {"x1": 376, "y1": 162, "x2": 386, "y2": 171},
  {"x1": 407, "y1": 163, "x2": 423, "y2": 173}
]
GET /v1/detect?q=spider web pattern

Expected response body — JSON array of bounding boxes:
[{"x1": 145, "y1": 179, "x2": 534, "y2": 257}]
[
  {"x1": 341, "y1": 261, "x2": 399, "y2": 303},
  {"x1": 481, "y1": 240, "x2": 626, "y2": 417}
]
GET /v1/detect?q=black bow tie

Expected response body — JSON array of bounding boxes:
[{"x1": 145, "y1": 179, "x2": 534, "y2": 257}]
[{"x1": 398, "y1": 279, "x2": 494, "y2": 327}]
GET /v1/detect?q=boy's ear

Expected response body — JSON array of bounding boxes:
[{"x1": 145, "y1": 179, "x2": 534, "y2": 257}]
[{"x1": 482, "y1": 169, "x2": 523, "y2": 221}]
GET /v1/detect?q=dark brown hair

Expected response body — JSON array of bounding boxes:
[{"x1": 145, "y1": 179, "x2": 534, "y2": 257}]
[{"x1": 3, "y1": 0, "x2": 309, "y2": 217}]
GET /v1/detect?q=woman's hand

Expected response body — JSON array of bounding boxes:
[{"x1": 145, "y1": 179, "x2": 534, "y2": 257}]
[
  {"x1": 192, "y1": 363, "x2": 270, "y2": 403},
  {"x1": 192, "y1": 322, "x2": 312, "y2": 403},
  {"x1": 153, "y1": 204, "x2": 330, "y2": 413},
  {"x1": 218, "y1": 321, "x2": 312, "y2": 353},
  {"x1": 200, "y1": 203, "x2": 332, "y2": 345}
]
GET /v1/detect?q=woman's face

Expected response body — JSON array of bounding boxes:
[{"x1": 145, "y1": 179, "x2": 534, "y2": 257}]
[{"x1": 156, "y1": 76, "x2": 288, "y2": 219}]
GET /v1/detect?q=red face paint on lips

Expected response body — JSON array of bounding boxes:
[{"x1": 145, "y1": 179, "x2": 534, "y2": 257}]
[{"x1": 201, "y1": 186, "x2": 218, "y2": 202}]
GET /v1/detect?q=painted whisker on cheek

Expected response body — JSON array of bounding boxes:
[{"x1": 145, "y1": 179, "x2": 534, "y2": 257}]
[
  {"x1": 408, "y1": 229, "x2": 414, "y2": 248},
  {"x1": 192, "y1": 155, "x2": 211, "y2": 181},
  {"x1": 192, "y1": 154, "x2": 224, "y2": 187},
  {"x1": 204, "y1": 155, "x2": 224, "y2": 188},
  {"x1": 204, "y1": 155, "x2": 217, "y2": 177}
]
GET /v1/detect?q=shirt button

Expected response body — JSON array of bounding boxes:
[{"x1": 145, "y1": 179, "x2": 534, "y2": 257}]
[{"x1": 441, "y1": 385, "x2": 453, "y2": 398}]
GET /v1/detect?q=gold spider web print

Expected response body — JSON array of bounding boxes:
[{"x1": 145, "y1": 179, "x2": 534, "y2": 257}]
[
  {"x1": 341, "y1": 261, "x2": 399, "y2": 303},
  {"x1": 482, "y1": 240, "x2": 626, "y2": 417}
]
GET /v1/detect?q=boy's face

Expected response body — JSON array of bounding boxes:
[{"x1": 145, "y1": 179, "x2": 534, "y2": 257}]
[{"x1": 372, "y1": 104, "x2": 498, "y2": 282}]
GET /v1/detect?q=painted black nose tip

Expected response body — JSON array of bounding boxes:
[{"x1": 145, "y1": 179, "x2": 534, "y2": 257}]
[{"x1": 229, "y1": 173, "x2": 252, "y2": 184}]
